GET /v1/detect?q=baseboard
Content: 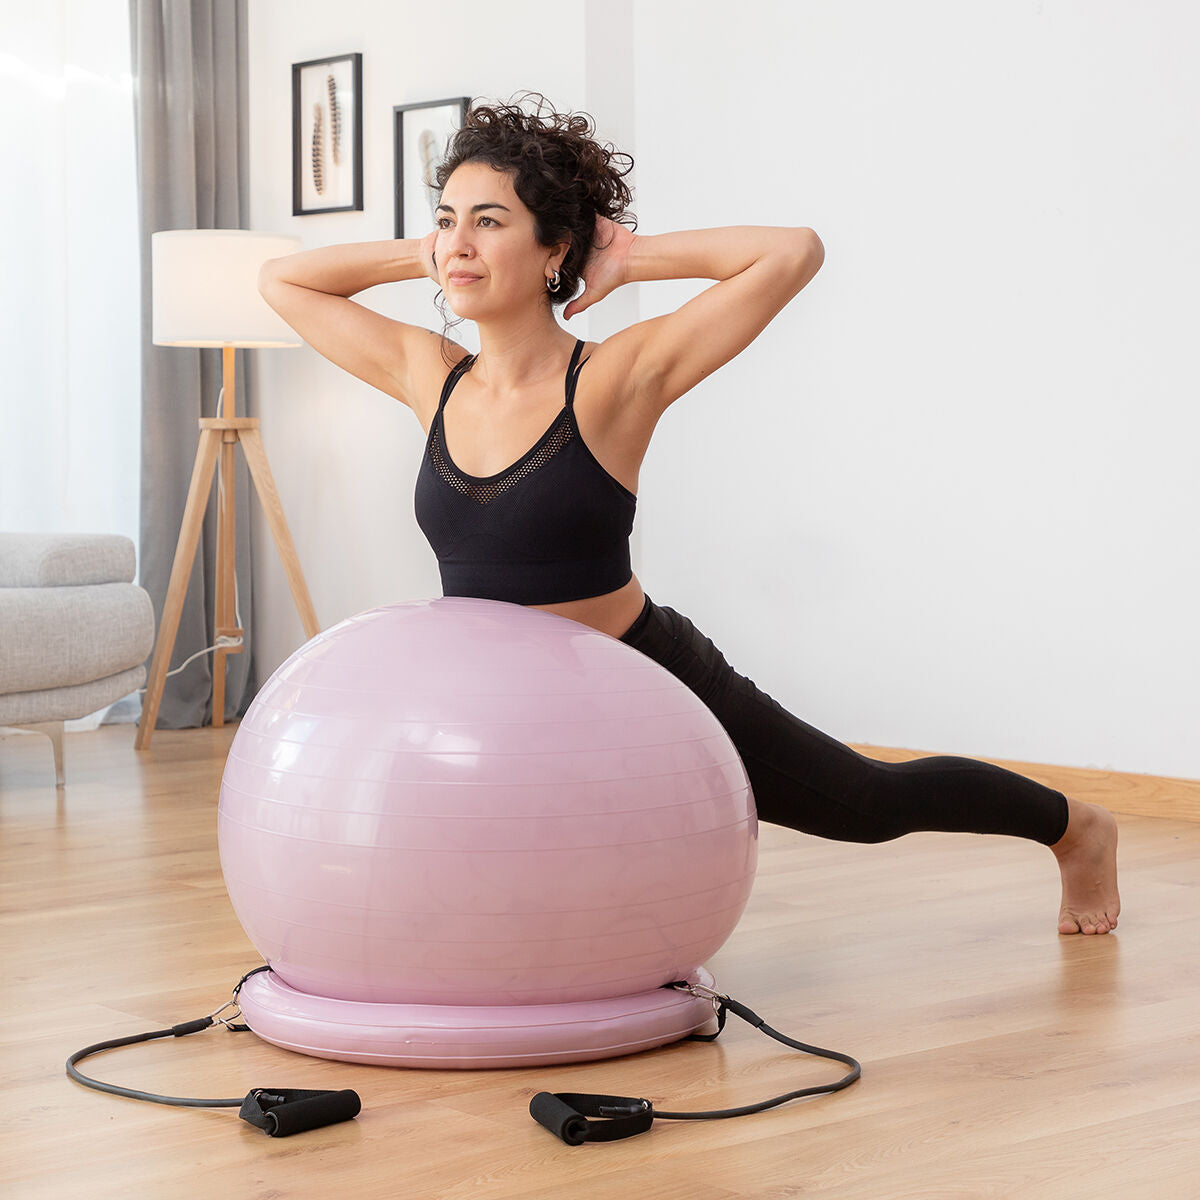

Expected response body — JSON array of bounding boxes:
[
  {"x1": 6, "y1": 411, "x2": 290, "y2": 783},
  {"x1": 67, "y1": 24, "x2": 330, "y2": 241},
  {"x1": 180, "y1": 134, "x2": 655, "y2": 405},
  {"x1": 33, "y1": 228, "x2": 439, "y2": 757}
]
[{"x1": 851, "y1": 744, "x2": 1200, "y2": 824}]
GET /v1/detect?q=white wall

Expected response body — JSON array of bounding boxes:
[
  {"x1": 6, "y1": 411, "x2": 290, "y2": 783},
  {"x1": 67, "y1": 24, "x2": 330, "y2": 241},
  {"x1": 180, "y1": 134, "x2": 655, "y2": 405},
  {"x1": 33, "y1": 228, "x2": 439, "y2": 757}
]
[
  {"x1": 630, "y1": 0, "x2": 1198, "y2": 779},
  {"x1": 247, "y1": 1, "x2": 1199, "y2": 780}
]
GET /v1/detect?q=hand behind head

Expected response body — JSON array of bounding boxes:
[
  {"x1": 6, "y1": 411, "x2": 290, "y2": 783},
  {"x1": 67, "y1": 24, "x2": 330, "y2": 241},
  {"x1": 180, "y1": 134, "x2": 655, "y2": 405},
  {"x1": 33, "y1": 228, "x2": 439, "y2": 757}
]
[
  {"x1": 420, "y1": 229, "x2": 440, "y2": 282},
  {"x1": 564, "y1": 216, "x2": 635, "y2": 319}
]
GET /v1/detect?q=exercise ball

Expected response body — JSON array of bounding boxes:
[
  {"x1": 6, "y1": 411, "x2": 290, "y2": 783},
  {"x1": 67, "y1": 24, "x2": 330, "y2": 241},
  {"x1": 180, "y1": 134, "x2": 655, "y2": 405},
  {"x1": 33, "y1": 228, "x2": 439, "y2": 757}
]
[{"x1": 218, "y1": 597, "x2": 757, "y2": 1068}]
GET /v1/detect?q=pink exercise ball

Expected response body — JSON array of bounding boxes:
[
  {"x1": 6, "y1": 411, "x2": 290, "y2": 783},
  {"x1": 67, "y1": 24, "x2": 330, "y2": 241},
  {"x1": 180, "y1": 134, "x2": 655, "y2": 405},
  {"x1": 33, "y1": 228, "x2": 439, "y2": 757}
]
[{"x1": 218, "y1": 597, "x2": 757, "y2": 1065}]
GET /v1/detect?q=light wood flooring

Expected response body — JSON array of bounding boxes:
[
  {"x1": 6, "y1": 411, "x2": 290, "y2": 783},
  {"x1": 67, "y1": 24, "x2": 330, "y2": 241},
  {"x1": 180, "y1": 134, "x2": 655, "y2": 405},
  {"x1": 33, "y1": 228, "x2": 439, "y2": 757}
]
[{"x1": 1, "y1": 725, "x2": 1198, "y2": 1200}]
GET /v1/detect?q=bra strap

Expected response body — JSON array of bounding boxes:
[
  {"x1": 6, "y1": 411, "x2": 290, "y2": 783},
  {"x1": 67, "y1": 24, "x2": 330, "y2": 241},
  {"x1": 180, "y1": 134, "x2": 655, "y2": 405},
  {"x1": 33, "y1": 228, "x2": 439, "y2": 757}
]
[
  {"x1": 564, "y1": 339, "x2": 590, "y2": 408},
  {"x1": 437, "y1": 353, "x2": 476, "y2": 413}
]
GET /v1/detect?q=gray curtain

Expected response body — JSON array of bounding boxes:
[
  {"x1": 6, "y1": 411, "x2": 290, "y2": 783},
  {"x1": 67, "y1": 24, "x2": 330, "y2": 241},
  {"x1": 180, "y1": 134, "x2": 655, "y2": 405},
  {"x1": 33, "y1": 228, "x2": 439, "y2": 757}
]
[{"x1": 130, "y1": 0, "x2": 255, "y2": 727}]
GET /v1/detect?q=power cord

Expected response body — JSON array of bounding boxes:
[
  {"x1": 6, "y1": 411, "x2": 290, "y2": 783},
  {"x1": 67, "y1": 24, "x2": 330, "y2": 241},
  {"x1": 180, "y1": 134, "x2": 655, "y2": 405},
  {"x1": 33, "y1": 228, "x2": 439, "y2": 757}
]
[{"x1": 139, "y1": 388, "x2": 246, "y2": 692}]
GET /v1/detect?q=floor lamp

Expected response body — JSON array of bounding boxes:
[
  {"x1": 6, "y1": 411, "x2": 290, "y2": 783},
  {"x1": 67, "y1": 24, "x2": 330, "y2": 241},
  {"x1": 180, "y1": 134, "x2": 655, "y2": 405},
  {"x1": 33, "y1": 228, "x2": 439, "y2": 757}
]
[{"x1": 136, "y1": 229, "x2": 320, "y2": 750}]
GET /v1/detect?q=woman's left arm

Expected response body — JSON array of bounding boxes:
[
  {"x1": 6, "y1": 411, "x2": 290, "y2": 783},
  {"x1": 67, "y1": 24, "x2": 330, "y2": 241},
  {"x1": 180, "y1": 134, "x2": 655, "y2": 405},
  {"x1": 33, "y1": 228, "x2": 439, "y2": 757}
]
[{"x1": 569, "y1": 221, "x2": 823, "y2": 415}]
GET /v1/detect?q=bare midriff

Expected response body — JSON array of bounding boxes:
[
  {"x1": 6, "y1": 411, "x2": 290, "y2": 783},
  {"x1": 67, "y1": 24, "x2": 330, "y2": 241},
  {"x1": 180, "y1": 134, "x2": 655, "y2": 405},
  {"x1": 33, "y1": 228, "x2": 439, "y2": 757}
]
[{"x1": 528, "y1": 573, "x2": 647, "y2": 640}]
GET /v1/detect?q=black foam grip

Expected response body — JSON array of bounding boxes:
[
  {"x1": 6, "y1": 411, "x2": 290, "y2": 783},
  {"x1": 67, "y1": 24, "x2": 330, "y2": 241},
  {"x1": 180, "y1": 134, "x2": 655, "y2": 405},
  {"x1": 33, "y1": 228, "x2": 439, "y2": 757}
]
[
  {"x1": 263, "y1": 1090, "x2": 361, "y2": 1137},
  {"x1": 529, "y1": 1092, "x2": 589, "y2": 1146}
]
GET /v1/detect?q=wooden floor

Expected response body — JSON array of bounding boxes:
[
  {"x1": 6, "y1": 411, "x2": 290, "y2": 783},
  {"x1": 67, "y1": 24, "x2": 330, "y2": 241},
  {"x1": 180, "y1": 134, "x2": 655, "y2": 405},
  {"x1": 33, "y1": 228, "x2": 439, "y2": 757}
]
[{"x1": 2, "y1": 725, "x2": 1198, "y2": 1200}]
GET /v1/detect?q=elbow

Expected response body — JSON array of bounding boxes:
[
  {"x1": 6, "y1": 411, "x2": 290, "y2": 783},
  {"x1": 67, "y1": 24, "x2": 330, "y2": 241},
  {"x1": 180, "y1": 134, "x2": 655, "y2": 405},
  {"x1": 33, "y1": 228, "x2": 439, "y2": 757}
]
[
  {"x1": 779, "y1": 228, "x2": 824, "y2": 292},
  {"x1": 258, "y1": 257, "x2": 299, "y2": 314},
  {"x1": 796, "y1": 227, "x2": 824, "y2": 274},
  {"x1": 802, "y1": 227, "x2": 825, "y2": 270},
  {"x1": 257, "y1": 257, "x2": 284, "y2": 299}
]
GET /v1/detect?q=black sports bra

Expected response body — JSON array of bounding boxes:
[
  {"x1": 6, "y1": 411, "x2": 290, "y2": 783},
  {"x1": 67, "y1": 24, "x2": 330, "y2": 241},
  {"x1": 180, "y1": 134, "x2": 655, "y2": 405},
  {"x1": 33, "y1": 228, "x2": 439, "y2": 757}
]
[{"x1": 413, "y1": 339, "x2": 637, "y2": 605}]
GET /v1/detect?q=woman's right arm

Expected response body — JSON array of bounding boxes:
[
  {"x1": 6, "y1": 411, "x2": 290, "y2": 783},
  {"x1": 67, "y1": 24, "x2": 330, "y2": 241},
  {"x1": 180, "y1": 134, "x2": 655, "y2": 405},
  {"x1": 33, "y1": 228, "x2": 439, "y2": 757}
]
[{"x1": 258, "y1": 235, "x2": 456, "y2": 408}]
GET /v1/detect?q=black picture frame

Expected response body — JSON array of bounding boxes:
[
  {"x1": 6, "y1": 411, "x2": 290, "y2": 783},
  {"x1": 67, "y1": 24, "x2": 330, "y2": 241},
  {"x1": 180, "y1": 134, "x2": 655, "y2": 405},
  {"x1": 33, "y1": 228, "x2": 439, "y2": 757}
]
[
  {"x1": 292, "y1": 53, "x2": 363, "y2": 215},
  {"x1": 393, "y1": 97, "x2": 471, "y2": 239}
]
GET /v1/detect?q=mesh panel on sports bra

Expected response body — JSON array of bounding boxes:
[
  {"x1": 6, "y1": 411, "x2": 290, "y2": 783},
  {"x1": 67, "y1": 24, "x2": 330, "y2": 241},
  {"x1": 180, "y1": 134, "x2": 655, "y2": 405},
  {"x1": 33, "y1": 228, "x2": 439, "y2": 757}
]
[{"x1": 429, "y1": 408, "x2": 575, "y2": 505}]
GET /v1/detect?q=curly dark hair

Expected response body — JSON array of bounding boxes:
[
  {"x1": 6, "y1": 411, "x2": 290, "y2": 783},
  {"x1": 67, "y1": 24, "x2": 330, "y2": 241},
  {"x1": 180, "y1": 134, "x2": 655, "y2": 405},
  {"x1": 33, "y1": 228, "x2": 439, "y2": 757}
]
[{"x1": 434, "y1": 93, "x2": 636, "y2": 313}]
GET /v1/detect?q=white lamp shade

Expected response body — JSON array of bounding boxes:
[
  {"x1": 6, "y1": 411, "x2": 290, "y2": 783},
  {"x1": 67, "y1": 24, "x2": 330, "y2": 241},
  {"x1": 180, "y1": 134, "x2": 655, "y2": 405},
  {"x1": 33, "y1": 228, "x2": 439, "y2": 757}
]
[{"x1": 152, "y1": 229, "x2": 303, "y2": 348}]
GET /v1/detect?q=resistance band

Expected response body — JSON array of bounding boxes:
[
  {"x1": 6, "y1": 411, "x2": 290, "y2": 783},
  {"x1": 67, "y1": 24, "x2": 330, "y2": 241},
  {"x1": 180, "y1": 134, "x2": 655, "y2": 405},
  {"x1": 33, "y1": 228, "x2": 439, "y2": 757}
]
[
  {"x1": 529, "y1": 980, "x2": 861, "y2": 1144},
  {"x1": 65, "y1": 967, "x2": 360, "y2": 1138},
  {"x1": 66, "y1": 970, "x2": 859, "y2": 1143}
]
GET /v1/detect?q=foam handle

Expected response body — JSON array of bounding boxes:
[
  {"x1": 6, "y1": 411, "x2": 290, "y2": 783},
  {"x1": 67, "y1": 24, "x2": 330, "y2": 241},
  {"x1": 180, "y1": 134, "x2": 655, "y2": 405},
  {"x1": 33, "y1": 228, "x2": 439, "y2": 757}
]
[
  {"x1": 240, "y1": 1088, "x2": 361, "y2": 1137},
  {"x1": 267, "y1": 1089, "x2": 360, "y2": 1137},
  {"x1": 529, "y1": 1092, "x2": 590, "y2": 1145}
]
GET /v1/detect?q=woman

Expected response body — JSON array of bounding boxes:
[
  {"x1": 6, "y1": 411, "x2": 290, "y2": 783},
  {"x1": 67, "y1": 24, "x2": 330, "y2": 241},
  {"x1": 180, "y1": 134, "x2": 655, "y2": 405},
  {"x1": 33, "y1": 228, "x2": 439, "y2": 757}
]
[{"x1": 260, "y1": 96, "x2": 1119, "y2": 935}]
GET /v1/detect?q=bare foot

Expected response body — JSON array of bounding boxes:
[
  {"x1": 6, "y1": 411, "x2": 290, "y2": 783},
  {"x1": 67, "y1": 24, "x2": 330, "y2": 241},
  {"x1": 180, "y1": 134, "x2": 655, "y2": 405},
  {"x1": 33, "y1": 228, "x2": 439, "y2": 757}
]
[{"x1": 1051, "y1": 798, "x2": 1120, "y2": 934}]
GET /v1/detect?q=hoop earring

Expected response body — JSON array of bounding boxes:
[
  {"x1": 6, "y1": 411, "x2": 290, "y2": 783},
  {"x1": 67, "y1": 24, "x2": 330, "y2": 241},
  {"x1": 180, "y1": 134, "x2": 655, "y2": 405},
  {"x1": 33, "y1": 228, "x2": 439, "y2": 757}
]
[{"x1": 546, "y1": 270, "x2": 562, "y2": 294}]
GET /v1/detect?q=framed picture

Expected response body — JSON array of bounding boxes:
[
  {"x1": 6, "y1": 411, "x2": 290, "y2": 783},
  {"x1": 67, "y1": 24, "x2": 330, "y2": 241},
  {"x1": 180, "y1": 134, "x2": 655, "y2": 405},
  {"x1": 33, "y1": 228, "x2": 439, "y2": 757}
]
[
  {"x1": 292, "y1": 53, "x2": 363, "y2": 215},
  {"x1": 393, "y1": 97, "x2": 471, "y2": 239}
]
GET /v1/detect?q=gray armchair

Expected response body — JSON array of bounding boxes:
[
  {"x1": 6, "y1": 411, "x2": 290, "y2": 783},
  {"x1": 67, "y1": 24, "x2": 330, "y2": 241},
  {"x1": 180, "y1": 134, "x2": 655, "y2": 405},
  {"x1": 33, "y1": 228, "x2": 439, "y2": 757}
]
[{"x1": 0, "y1": 534, "x2": 155, "y2": 786}]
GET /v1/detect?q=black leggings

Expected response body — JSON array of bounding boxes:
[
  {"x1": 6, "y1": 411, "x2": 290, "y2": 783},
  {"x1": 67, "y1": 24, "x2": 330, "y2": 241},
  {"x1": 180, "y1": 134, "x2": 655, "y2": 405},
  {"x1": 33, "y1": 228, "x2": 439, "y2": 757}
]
[{"x1": 619, "y1": 596, "x2": 1070, "y2": 846}]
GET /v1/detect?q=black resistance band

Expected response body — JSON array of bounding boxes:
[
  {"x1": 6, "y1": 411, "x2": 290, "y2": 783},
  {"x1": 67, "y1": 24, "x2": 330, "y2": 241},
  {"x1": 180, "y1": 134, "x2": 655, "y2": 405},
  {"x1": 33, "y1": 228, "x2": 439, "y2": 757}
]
[
  {"x1": 67, "y1": 970, "x2": 859, "y2": 1144},
  {"x1": 65, "y1": 967, "x2": 360, "y2": 1138},
  {"x1": 529, "y1": 981, "x2": 861, "y2": 1145}
]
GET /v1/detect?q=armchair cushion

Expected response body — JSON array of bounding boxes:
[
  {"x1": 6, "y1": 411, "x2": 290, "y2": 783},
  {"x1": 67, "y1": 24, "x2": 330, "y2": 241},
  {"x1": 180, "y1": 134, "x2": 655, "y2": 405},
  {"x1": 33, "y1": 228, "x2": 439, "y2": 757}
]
[
  {"x1": 0, "y1": 533, "x2": 136, "y2": 588},
  {"x1": 0, "y1": 583, "x2": 154, "y2": 693}
]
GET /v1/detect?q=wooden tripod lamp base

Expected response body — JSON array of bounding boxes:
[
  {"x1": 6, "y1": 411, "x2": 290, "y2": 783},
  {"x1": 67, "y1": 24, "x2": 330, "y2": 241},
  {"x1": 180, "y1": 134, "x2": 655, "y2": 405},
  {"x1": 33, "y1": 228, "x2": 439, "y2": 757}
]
[{"x1": 137, "y1": 230, "x2": 313, "y2": 751}]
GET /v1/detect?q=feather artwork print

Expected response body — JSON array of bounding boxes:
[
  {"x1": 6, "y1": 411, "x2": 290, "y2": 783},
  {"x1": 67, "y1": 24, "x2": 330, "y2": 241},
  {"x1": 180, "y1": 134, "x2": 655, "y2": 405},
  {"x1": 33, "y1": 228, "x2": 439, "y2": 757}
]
[
  {"x1": 420, "y1": 129, "x2": 441, "y2": 221},
  {"x1": 312, "y1": 101, "x2": 325, "y2": 195},
  {"x1": 327, "y1": 74, "x2": 341, "y2": 166}
]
